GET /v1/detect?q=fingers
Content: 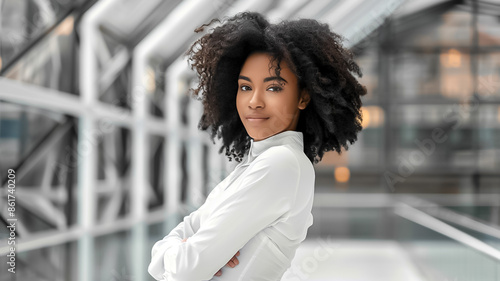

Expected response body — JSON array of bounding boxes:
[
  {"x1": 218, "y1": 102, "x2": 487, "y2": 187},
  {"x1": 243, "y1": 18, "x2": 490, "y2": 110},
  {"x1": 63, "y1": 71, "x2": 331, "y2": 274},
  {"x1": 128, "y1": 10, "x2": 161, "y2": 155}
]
[
  {"x1": 215, "y1": 251, "x2": 241, "y2": 277},
  {"x1": 232, "y1": 255, "x2": 239, "y2": 266},
  {"x1": 226, "y1": 252, "x2": 240, "y2": 268},
  {"x1": 215, "y1": 269, "x2": 222, "y2": 277},
  {"x1": 227, "y1": 259, "x2": 237, "y2": 268}
]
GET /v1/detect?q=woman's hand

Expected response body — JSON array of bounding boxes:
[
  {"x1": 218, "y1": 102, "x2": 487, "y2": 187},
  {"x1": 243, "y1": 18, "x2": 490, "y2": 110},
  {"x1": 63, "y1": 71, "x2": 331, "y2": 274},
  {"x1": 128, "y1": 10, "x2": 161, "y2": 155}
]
[
  {"x1": 214, "y1": 251, "x2": 240, "y2": 277},
  {"x1": 181, "y1": 238, "x2": 240, "y2": 277}
]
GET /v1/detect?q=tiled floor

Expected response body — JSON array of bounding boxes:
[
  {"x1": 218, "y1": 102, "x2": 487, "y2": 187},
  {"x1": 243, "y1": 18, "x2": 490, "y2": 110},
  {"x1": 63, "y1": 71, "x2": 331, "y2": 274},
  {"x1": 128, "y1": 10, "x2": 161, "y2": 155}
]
[{"x1": 281, "y1": 238, "x2": 427, "y2": 281}]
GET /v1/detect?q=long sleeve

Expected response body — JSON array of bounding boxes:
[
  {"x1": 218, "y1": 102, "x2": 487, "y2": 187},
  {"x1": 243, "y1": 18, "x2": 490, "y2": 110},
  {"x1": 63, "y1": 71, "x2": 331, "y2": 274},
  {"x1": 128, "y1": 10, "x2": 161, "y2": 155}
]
[
  {"x1": 148, "y1": 209, "x2": 201, "y2": 280},
  {"x1": 160, "y1": 147, "x2": 300, "y2": 281},
  {"x1": 148, "y1": 175, "x2": 230, "y2": 280}
]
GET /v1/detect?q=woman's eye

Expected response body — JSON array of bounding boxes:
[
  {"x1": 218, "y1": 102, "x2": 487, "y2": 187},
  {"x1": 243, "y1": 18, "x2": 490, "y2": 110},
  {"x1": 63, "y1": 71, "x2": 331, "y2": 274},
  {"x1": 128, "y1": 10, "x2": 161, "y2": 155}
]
[
  {"x1": 240, "y1": 85, "x2": 251, "y2": 91},
  {"x1": 268, "y1": 85, "x2": 283, "y2": 92}
]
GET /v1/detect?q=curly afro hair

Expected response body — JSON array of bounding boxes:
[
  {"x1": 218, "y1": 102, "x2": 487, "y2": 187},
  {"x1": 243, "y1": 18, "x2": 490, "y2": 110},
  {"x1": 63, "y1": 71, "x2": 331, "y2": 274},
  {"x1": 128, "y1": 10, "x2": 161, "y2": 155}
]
[{"x1": 186, "y1": 12, "x2": 367, "y2": 164}]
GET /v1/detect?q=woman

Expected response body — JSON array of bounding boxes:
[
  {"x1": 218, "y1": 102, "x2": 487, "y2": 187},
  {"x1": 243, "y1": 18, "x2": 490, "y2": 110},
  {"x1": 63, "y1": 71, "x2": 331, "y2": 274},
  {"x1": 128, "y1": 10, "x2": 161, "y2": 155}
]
[{"x1": 148, "y1": 12, "x2": 366, "y2": 280}]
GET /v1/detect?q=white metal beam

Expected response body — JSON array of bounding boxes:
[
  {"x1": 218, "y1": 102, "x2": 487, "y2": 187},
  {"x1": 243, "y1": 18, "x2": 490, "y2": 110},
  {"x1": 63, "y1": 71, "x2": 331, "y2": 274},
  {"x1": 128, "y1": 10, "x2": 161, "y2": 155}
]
[
  {"x1": 321, "y1": 0, "x2": 366, "y2": 28},
  {"x1": 395, "y1": 202, "x2": 500, "y2": 261},
  {"x1": 267, "y1": 0, "x2": 309, "y2": 23},
  {"x1": 294, "y1": 0, "x2": 339, "y2": 19},
  {"x1": 98, "y1": 43, "x2": 130, "y2": 92},
  {"x1": 321, "y1": 0, "x2": 408, "y2": 47},
  {"x1": 0, "y1": 77, "x2": 84, "y2": 115},
  {"x1": 79, "y1": 1, "x2": 122, "y2": 280},
  {"x1": 165, "y1": 58, "x2": 185, "y2": 234},
  {"x1": 0, "y1": 77, "x2": 172, "y2": 133}
]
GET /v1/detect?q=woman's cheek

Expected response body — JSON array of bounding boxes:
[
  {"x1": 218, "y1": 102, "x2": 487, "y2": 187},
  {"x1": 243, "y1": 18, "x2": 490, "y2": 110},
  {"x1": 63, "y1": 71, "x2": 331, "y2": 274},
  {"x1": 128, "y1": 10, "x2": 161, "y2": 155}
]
[{"x1": 269, "y1": 116, "x2": 285, "y2": 132}]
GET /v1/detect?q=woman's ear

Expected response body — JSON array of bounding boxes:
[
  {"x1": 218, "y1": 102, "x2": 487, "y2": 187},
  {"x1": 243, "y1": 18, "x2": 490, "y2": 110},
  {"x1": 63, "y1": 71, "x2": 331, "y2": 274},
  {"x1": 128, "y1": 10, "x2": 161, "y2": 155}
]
[{"x1": 298, "y1": 90, "x2": 311, "y2": 110}]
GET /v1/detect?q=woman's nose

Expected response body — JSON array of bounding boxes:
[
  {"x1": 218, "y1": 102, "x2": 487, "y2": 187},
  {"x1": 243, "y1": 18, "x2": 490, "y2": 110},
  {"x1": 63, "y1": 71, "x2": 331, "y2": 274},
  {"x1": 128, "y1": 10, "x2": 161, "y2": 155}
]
[{"x1": 249, "y1": 90, "x2": 265, "y2": 109}]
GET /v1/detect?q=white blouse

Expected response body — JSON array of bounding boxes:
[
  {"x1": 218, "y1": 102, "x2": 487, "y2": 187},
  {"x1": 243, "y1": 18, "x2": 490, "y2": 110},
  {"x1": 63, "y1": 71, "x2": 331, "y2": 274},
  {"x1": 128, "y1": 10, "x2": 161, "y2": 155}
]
[{"x1": 148, "y1": 130, "x2": 315, "y2": 281}]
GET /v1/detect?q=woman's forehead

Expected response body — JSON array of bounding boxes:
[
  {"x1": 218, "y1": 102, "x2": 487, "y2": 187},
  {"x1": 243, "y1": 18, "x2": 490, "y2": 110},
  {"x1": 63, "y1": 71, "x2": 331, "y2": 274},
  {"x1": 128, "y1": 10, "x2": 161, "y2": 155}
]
[{"x1": 239, "y1": 52, "x2": 295, "y2": 81}]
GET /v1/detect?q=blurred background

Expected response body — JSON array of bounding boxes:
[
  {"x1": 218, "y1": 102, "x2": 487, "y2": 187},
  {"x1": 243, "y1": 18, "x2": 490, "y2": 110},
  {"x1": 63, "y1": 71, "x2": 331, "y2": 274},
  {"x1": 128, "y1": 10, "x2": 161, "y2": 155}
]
[{"x1": 0, "y1": 0, "x2": 499, "y2": 280}]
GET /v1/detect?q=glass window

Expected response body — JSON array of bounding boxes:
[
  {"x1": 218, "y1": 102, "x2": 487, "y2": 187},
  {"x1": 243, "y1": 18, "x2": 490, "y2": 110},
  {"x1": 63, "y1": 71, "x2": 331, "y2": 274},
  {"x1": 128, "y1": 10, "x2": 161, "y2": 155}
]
[
  {"x1": 478, "y1": 52, "x2": 500, "y2": 100},
  {"x1": 95, "y1": 125, "x2": 131, "y2": 223}
]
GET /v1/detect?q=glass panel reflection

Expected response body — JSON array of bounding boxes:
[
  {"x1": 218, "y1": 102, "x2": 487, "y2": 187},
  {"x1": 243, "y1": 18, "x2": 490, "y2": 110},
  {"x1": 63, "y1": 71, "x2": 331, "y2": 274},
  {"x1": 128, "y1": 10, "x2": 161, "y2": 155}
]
[
  {"x1": 94, "y1": 230, "x2": 133, "y2": 281},
  {"x1": 0, "y1": 241, "x2": 78, "y2": 281},
  {"x1": 95, "y1": 125, "x2": 131, "y2": 224},
  {"x1": 0, "y1": 102, "x2": 78, "y2": 236}
]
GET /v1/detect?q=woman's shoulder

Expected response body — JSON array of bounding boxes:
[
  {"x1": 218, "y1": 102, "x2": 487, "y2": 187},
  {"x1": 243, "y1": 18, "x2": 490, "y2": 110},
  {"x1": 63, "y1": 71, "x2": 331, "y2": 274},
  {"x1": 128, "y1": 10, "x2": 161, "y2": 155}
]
[
  {"x1": 256, "y1": 145, "x2": 313, "y2": 172},
  {"x1": 258, "y1": 145, "x2": 299, "y2": 163}
]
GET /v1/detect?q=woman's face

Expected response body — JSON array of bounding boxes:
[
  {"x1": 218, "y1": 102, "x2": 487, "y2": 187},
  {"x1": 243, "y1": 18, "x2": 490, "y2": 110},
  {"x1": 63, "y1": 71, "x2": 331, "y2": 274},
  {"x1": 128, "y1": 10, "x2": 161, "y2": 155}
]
[{"x1": 236, "y1": 52, "x2": 309, "y2": 141}]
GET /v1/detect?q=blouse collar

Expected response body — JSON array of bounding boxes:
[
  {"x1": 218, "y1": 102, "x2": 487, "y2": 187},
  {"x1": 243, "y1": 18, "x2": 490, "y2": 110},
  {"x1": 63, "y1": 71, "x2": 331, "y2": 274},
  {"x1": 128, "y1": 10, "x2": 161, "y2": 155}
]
[{"x1": 247, "y1": 130, "x2": 304, "y2": 162}]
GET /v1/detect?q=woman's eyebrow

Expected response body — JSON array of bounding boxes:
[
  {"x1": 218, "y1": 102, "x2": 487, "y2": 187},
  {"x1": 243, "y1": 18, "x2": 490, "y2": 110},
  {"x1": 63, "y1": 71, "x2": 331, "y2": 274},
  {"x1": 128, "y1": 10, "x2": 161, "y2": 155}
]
[
  {"x1": 238, "y1": 75, "x2": 288, "y2": 83},
  {"x1": 264, "y1": 76, "x2": 287, "y2": 83},
  {"x1": 238, "y1": 75, "x2": 252, "y2": 82}
]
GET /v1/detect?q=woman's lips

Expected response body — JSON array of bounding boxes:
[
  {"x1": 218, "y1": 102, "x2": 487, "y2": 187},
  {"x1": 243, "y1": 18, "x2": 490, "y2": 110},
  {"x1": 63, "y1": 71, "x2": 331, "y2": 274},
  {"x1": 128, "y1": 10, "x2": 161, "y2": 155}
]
[{"x1": 246, "y1": 117, "x2": 269, "y2": 122}]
